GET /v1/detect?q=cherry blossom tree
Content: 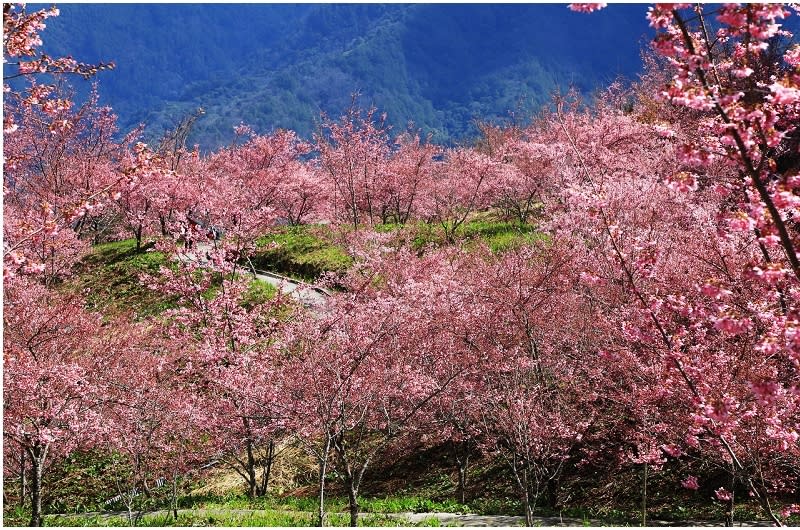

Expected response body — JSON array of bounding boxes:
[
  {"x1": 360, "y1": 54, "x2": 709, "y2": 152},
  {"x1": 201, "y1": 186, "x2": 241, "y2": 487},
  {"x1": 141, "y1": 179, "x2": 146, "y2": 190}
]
[
  {"x1": 3, "y1": 91, "x2": 135, "y2": 282},
  {"x1": 3, "y1": 279, "x2": 136, "y2": 526},
  {"x1": 455, "y1": 242, "x2": 598, "y2": 523},
  {"x1": 315, "y1": 98, "x2": 391, "y2": 229},
  {"x1": 429, "y1": 377, "x2": 485, "y2": 505},
  {"x1": 380, "y1": 131, "x2": 440, "y2": 224},
  {"x1": 287, "y1": 295, "x2": 421, "y2": 527},
  {"x1": 423, "y1": 148, "x2": 504, "y2": 242},
  {"x1": 287, "y1": 241, "x2": 481, "y2": 526},
  {"x1": 113, "y1": 110, "x2": 207, "y2": 248},
  {"x1": 566, "y1": 4, "x2": 800, "y2": 524},
  {"x1": 540, "y1": 72, "x2": 798, "y2": 523},
  {"x1": 102, "y1": 340, "x2": 212, "y2": 525},
  {"x1": 3, "y1": 4, "x2": 112, "y2": 85},
  {"x1": 144, "y1": 241, "x2": 294, "y2": 499},
  {"x1": 477, "y1": 123, "x2": 562, "y2": 225},
  {"x1": 274, "y1": 161, "x2": 328, "y2": 226},
  {"x1": 3, "y1": 3, "x2": 129, "y2": 281}
]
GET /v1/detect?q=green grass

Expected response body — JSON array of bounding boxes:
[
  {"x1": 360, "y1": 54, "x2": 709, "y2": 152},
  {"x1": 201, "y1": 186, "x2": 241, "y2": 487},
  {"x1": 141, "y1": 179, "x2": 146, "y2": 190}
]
[
  {"x1": 466, "y1": 496, "x2": 522, "y2": 516},
  {"x1": 459, "y1": 220, "x2": 546, "y2": 253},
  {"x1": 41, "y1": 509, "x2": 444, "y2": 527},
  {"x1": 359, "y1": 496, "x2": 471, "y2": 515},
  {"x1": 43, "y1": 514, "x2": 127, "y2": 527},
  {"x1": 179, "y1": 492, "x2": 276, "y2": 511},
  {"x1": 241, "y1": 278, "x2": 279, "y2": 307},
  {"x1": 249, "y1": 218, "x2": 543, "y2": 283},
  {"x1": 144, "y1": 510, "x2": 312, "y2": 527},
  {"x1": 3, "y1": 506, "x2": 30, "y2": 527},
  {"x1": 28, "y1": 489, "x2": 799, "y2": 527},
  {"x1": 181, "y1": 493, "x2": 471, "y2": 516},
  {"x1": 180, "y1": 493, "x2": 336, "y2": 513},
  {"x1": 375, "y1": 219, "x2": 546, "y2": 254},
  {"x1": 43, "y1": 510, "x2": 312, "y2": 527},
  {"x1": 252, "y1": 225, "x2": 353, "y2": 282},
  {"x1": 73, "y1": 239, "x2": 178, "y2": 318},
  {"x1": 74, "y1": 239, "x2": 285, "y2": 318}
]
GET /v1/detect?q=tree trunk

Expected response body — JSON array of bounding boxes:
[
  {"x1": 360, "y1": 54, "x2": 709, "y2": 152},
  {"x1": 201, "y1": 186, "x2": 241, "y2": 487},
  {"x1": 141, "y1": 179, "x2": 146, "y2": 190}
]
[
  {"x1": 521, "y1": 465, "x2": 533, "y2": 526},
  {"x1": 316, "y1": 440, "x2": 331, "y2": 527},
  {"x1": 725, "y1": 472, "x2": 735, "y2": 527},
  {"x1": 20, "y1": 449, "x2": 27, "y2": 509},
  {"x1": 641, "y1": 462, "x2": 648, "y2": 527},
  {"x1": 454, "y1": 441, "x2": 471, "y2": 504},
  {"x1": 257, "y1": 439, "x2": 275, "y2": 497},
  {"x1": 115, "y1": 476, "x2": 139, "y2": 528},
  {"x1": 457, "y1": 463, "x2": 468, "y2": 505},
  {"x1": 725, "y1": 491, "x2": 735, "y2": 527},
  {"x1": 134, "y1": 225, "x2": 143, "y2": 252},
  {"x1": 160, "y1": 214, "x2": 170, "y2": 237},
  {"x1": 509, "y1": 453, "x2": 534, "y2": 527},
  {"x1": 29, "y1": 449, "x2": 44, "y2": 527},
  {"x1": 245, "y1": 437, "x2": 257, "y2": 499},
  {"x1": 336, "y1": 437, "x2": 364, "y2": 527},
  {"x1": 523, "y1": 488, "x2": 534, "y2": 527},
  {"x1": 317, "y1": 461, "x2": 328, "y2": 527},
  {"x1": 172, "y1": 475, "x2": 179, "y2": 521},
  {"x1": 546, "y1": 475, "x2": 559, "y2": 510},
  {"x1": 347, "y1": 483, "x2": 360, "y2": 528}
]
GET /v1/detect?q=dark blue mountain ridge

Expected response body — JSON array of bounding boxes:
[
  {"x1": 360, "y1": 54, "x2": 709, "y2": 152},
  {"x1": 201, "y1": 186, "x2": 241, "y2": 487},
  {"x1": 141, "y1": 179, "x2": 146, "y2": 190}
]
[{"x1": 32, "y1": 3, "x2": 654, "y2": 150}]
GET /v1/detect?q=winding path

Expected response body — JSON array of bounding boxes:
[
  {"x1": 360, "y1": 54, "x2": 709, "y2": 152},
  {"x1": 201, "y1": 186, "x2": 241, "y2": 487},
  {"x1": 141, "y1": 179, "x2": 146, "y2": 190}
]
[{"x1": 179, "y1": 243, "x2": 330, "y2": 308}]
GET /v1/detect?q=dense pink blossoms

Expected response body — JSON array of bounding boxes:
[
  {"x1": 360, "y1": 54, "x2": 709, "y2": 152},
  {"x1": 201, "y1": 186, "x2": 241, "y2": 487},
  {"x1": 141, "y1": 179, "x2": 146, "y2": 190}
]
[{"x1": 4, "y1": 3, "x2": 800, "y2": 527}]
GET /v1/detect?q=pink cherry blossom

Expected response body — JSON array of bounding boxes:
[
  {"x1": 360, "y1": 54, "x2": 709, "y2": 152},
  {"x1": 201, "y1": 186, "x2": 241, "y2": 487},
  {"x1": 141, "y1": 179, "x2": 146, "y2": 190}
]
[
  {"x1": 682, "y1": 475, "x2": 700, "y2": 490},
  {"x1": 715, "y1": 487, "x2": 733, "y2": 501},
  {"x1": 568, "y1": 3, "x2": 607, "y2": 13}
]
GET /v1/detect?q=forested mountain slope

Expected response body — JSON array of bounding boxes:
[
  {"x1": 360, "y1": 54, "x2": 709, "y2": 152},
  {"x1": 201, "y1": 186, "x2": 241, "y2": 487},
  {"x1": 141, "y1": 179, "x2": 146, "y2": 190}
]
[{"x1": 37, "y1": 3, "x2": 648, "y2": 148}]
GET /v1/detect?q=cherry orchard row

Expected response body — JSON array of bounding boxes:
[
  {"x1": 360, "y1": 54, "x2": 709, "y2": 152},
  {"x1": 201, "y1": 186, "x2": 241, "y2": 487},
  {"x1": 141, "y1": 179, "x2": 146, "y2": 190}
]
[
  {"x1": 2, "y1": 90, "x2": 556, "y2": 280},
  {"x1": 4, "y1": 2, "x2": 800, "y2": 527}
]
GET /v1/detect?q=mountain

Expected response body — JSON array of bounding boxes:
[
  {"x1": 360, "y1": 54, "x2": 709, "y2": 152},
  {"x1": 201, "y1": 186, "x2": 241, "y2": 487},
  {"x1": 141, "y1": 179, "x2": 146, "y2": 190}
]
[{"x1": 35, "y1": 3, "x2": 652, "y2": 149}]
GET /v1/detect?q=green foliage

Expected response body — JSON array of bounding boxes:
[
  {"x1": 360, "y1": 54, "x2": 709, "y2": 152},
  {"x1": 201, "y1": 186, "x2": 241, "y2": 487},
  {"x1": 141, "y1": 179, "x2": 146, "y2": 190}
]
[
  {"x1": 413, "y1": 516, "x2": 446, "y2": 527},
  {"x1": 26, "y1": 485, "x2": 798, "y2": 527},
  {"x1": 43, "y1": 510, "x2": 314, "y2": 527},
  {"x1": 252, "y1": 225, "x2": 353, "y2": 282},
  {"x1": 3, "y1": 506, "x2": 31, "y2": 527},
  {"x1": 161, "y1": 511, "x2": 311, "y2": 527},
  {"x1": 178, "y1": 491, "x2": 277, "y2": 511},
  {"x1": 73, "y1": 239, "x2": 279, "y2": 316},
  {"x1": 467, "y1": 496, "x2": 522, "y2": 516},
  {"x1": 43, "y1": 514, "x2": 129, "y2": 527},
  {"x1": 43, "y1": 450, "x2": 127, "y2": 515},
  {"x1": 181, "y1": 493, "x2": 473, "y2": 517},
  {"x1": 458, "y1": 220, "x2": 547, "y2": 253},
  {"x1": 265, "y1": 495, "x2": 338, "y2": 513}
]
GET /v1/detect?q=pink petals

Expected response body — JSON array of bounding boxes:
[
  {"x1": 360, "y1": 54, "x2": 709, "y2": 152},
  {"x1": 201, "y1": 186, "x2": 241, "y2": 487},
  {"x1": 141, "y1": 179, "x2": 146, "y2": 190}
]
[
  {"x1": 567, "y1": 3, "x2": 607, "y2": 13},
  {"x1": 682, "y1": 475, "x2": 700, "y2": 490}
]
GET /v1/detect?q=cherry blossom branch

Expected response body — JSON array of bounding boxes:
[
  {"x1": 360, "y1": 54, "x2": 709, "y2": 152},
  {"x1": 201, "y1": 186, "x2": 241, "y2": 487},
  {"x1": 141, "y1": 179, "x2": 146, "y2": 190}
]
[{"x1": 673, "y1": 9, "x2": 800, "y2": 284}]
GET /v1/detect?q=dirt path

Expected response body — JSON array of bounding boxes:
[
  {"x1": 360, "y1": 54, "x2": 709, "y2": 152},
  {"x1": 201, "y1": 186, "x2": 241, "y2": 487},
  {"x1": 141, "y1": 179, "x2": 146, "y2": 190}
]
[
  {"x1": 179, "y1": 243, "x2": 330, "y2": 308},
  {"x1": 398, "y1": 511, "x2": 772, "y2": 527}
]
